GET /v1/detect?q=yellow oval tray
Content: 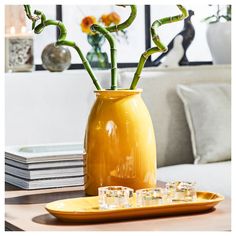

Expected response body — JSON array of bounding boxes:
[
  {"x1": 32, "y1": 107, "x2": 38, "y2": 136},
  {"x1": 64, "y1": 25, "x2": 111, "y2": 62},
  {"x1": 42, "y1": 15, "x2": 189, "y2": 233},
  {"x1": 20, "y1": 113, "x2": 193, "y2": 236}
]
[{"x1": 45, "y1": 191, "x2": 224, "y2": 223}]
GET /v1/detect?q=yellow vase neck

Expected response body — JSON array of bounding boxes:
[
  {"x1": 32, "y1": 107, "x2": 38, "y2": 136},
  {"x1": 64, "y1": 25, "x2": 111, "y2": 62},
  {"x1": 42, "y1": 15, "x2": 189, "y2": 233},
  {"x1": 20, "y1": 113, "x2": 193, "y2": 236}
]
[{"x1": 94, "y1": 89, "x2": 143, "y2": 99}]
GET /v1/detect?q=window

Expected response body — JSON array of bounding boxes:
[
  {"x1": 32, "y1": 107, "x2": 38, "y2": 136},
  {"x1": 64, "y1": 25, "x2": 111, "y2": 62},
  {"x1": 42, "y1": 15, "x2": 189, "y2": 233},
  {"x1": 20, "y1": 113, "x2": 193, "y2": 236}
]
[
  {"x1": 62, "y1": 5, "x2": 145, "y2": 64},
  {"x1": 22, "y1": 4, "x2": 221, "y2": 69}
]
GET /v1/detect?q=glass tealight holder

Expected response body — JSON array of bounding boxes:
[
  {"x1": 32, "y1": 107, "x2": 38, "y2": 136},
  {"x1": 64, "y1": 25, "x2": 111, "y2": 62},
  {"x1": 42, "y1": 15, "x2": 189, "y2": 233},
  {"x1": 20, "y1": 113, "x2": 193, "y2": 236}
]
[
  {"x1": 98, "y1": 186, "x2": 134, "y2": 209},
  {"x1": 136, "y1": 188, "x2": 165, "y2": 207},
  {"x1": 165, "y1": 181, "x2": 197, "y2": 202}
]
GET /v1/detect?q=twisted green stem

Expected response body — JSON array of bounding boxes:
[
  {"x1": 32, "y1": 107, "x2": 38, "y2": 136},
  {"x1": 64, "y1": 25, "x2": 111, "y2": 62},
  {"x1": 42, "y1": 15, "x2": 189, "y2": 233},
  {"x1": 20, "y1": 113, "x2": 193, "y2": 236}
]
[
  {"x1": 106, "y1": 5, "x2": 137, "y2": 32},
  {"x1": 23, "y1": 5, "x2": 102, "y2": 90},
  {"x1": 33, "y1": 10, "x2": 67, "y2": 42},
  {"x1": 24, "y1": 5, "x2": 40, "y2": 29},
  {"x1": 89, "y1": 5, "x2": 136, "y2": 90},
  {"x1": 130, "y1": 48, "x2": 162, "y2": 89},
  {"x1": 57, "y1": 40, "x2": 102, "y2": 90},
  {"x1": 130, "y1": 5, "x2": 188, "y2": 89},
  {"x1": 91, "y1": 24, "x2": 117, "y2": 90},
  {"x1": 24, "y1": 4, "x2": 188, "y2": 91}
]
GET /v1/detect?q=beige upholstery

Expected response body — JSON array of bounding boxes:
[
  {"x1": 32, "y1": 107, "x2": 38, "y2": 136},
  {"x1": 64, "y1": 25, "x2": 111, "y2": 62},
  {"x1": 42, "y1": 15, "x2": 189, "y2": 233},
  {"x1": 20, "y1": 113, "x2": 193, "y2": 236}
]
[
  {"x1": 157, "y1": 161, "x2": 231, "y2": 197},
  {"x1": 119, "y1": 65, "x2": 231, "y2": 167}
]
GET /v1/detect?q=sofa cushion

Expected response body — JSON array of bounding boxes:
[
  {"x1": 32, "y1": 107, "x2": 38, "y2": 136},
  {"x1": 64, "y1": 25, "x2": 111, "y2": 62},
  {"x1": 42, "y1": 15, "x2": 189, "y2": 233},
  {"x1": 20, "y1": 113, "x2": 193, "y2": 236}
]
[
  {"x1": 177, "y1": 83, "x2": 231, "y2": 164},
  {"x1": 157, "y1": 161, "x2": 231, "y2": 197},
  {"x1": 119, "y1": 65, "x2": 231, "y2": 167}
]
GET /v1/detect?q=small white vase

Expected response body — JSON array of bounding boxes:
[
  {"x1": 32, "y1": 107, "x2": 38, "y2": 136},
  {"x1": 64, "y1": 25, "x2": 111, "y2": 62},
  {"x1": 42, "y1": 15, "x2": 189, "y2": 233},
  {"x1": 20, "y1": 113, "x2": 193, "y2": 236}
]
[{"x1": 206, "y1": 22, "x2": 231, "y2": 64}]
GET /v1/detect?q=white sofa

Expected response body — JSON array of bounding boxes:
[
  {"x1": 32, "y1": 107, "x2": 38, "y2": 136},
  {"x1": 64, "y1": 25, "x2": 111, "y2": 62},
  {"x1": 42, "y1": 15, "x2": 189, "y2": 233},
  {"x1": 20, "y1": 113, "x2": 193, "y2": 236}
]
[{"x1": 5, "y1": 65, "x2": 231, "y2": 196}]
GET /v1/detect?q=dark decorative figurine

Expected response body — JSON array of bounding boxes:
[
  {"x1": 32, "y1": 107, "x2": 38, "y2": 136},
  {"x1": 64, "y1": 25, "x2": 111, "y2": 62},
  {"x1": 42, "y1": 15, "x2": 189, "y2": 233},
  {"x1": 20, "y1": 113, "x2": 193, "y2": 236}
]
[{"x1": 153, "y1": 10, "x2": 195, "y2": 66}]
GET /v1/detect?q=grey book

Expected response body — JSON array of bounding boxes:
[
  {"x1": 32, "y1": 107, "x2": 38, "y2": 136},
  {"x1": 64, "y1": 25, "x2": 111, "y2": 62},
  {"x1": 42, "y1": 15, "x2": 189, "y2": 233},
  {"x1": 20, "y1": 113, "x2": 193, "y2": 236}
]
[
  {"x1": 5, "y1": 174, "x2": 85, "y2": 190},
  {"x1": 5, "y1": 143, "x2": 85, "y2": 163},
  {"x1": 5, "y1": 164, "x2": 85, "y2": 180},
  {"x1": 5, "y1": 157, "x2": 85, "y2": 170}
]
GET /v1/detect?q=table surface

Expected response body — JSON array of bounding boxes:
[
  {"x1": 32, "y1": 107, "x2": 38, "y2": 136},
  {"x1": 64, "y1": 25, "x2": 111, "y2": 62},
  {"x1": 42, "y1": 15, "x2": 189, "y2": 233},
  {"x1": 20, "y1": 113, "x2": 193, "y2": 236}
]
[{"x1": 5, "y1": 182, "x2": 231, "y2": 231}]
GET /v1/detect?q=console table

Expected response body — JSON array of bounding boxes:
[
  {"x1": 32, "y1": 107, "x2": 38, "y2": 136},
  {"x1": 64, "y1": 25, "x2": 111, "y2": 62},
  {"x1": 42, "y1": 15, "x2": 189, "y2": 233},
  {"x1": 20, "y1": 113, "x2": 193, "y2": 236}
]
[{"x1": 5, "y1": 182, "x2": 231, "y2": 231}]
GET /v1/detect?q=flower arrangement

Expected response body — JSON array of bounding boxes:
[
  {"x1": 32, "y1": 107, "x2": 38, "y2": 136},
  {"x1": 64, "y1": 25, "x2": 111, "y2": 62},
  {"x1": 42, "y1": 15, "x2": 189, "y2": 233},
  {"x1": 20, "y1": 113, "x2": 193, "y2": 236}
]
[
  {"x1": 80, "y1": 12, "x2": 127, "y2": 69},
  {"x1": 24, "y1": 5, "x2": 188, "y2": 90},
  {"x1": 81, "y1": 12, "x2": 121, "y2": 34}
]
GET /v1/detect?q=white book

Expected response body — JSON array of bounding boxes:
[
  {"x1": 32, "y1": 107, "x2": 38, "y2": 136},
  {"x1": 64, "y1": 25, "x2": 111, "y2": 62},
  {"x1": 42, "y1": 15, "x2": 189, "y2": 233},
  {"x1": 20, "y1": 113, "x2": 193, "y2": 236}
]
[
  {"x1": 5, "y1": 174, "x2": 85, "y2": 190},
  {"x1": 5, "y1": 157, "x2": 85, "y2": 170},
  {"x1": 5, "y1": 143, "x2": 85, "y2": 163},
  {"x1": 5, "y1": 164, "x2": 85, "y2": 180}
]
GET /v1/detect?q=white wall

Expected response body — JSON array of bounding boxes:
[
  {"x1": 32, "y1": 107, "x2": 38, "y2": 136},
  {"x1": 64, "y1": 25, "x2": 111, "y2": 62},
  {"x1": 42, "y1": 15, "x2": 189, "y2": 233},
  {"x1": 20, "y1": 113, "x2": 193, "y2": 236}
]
[{"x1": 5, "y1": 70, "x2": 111, "y2": 145}]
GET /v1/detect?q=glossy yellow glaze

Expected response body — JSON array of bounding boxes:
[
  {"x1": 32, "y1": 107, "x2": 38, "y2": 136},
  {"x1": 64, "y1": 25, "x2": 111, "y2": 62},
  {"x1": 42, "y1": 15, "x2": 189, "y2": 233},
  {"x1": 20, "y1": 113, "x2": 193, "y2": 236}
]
[
  {"x1": 45, "y1": 192, "x2": 224, "y2": 222},
  {"x1": 84, "y1": 90, "x2": 157, "y2": 196}
]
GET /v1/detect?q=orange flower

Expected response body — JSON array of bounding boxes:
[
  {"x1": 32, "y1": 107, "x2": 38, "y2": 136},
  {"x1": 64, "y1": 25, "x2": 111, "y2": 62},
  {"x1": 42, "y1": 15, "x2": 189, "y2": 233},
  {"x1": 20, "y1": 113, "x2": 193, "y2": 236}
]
[
  {"x1": 100, "y1": 14, "x2": 111, "y2": 26},
  {"x1": 100, "y1": 12, "x2": 121, "y2": 26},
  {"x1": 108, "y1": 12, "x2": 121, "y2": 25},
  {"x1": 80, "y1": 16, "x2": 97, "y2": 34}
]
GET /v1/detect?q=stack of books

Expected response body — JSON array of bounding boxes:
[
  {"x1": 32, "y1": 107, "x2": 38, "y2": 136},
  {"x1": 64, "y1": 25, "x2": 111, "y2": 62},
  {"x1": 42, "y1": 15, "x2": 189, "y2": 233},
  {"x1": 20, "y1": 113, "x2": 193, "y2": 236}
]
[{"x1": 5, "y1": 143, "x2": 85, "y2": 189}]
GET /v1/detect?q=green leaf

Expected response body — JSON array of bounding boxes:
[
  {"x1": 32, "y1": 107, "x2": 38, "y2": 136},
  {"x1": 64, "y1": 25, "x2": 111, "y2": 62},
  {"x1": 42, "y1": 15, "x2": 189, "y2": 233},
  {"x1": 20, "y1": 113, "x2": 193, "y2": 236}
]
[{"x1": 202, "y1": 15, "x2": 216, "y2": 22}]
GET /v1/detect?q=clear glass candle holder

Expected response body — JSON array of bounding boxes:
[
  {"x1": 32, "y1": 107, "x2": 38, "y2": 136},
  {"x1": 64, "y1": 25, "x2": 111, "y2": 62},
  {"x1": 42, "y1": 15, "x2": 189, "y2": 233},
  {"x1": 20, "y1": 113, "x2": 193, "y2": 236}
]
[
  {"x1": 136, "y1": 188, "x2": 165, "y2": 207},
  {"x1": 98, "y1": 186, "x2": 134, "y2": 209},
  {"x1": 165, "y1": 181, "x2": 197, "y2": 202}
]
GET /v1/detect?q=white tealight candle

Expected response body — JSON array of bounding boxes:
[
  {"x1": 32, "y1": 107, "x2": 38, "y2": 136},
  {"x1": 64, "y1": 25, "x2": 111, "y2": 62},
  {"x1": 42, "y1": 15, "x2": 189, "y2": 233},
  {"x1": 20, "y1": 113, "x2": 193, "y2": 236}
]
[
  {"x1": 21, "y1": 26, "x2": 26, "y2": 34},
  {"x1": 10, "y1": 26, "x2": 16, "y2": 35}
]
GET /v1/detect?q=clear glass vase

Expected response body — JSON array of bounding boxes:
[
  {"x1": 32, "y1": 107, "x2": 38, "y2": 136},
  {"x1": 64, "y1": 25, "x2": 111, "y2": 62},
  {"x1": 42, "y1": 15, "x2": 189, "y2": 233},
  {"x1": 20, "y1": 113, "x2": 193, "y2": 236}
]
[{"x1": 86, "y1": 34, "x2": 109, "y2": 69}]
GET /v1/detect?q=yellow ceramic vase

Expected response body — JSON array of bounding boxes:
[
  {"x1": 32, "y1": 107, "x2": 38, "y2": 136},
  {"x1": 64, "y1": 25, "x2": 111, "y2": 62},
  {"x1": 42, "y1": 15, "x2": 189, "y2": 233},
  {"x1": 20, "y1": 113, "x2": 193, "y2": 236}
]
[{"x1": 84, "y1": 89, "x2": 156, "y2": 196}]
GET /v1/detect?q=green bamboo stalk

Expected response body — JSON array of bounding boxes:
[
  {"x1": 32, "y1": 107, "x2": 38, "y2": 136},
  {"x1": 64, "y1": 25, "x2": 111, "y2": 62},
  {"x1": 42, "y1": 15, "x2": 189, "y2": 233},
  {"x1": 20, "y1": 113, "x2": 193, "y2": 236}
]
[
  {"x1": 57, "y1": 40, "x2": 102, "y2": 90},
  {"x1": 91, "y1": 24, "x2": 117, "y2": 90},
  {"x1": 33, "y1": 10, "x2": 67, "y2": 42},
  {"x1": 23, "y1": 5, "x2": 102, "y2": 90},
  {"x1": 24, "y1": 5, "x2": 40, "y2": 30},
  {"x1": 91, "y1": 5, "x2": 137, "y2": 90},
  {"x1": 130, "y1": 48, "x2": 161, "y2": 89},
  {"x1": 130, "y1": 5, "x2": 188, "y2": 90},
  {"x1": 106, "y1": 5, "x2": 137, "y2": 32}
]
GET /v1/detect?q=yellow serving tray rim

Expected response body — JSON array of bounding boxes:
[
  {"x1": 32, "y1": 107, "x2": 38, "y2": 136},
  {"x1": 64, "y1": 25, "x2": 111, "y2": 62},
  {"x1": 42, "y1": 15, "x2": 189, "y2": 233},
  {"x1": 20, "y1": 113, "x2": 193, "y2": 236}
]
[{"x1": 45, "y1": 191, "x2": 224, "y2": 216}]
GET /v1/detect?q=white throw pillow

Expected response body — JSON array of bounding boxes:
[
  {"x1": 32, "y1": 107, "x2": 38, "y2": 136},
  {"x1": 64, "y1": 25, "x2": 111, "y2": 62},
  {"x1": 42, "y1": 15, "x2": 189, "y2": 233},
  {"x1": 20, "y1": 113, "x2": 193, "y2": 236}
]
[{"x1": 177, "y1": 83, "x2": 231, "y2": 164}]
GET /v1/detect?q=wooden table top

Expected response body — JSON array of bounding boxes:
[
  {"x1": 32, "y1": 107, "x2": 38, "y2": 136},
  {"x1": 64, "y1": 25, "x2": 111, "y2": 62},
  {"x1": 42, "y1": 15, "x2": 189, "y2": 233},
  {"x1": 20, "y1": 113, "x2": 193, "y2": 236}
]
[{"x1": 5, "y1": 182, "x2": 231, "y2": 231}]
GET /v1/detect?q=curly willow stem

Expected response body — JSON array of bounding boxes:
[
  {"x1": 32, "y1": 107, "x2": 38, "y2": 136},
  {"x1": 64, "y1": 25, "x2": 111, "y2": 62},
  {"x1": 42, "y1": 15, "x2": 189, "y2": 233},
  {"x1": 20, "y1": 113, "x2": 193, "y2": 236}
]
[
  {"x1": 23, "y1": 5, "x2": 102, "y2": 91},
  {"x1": 130, "y1": 5, "x2": 188, "y2": 90}
]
